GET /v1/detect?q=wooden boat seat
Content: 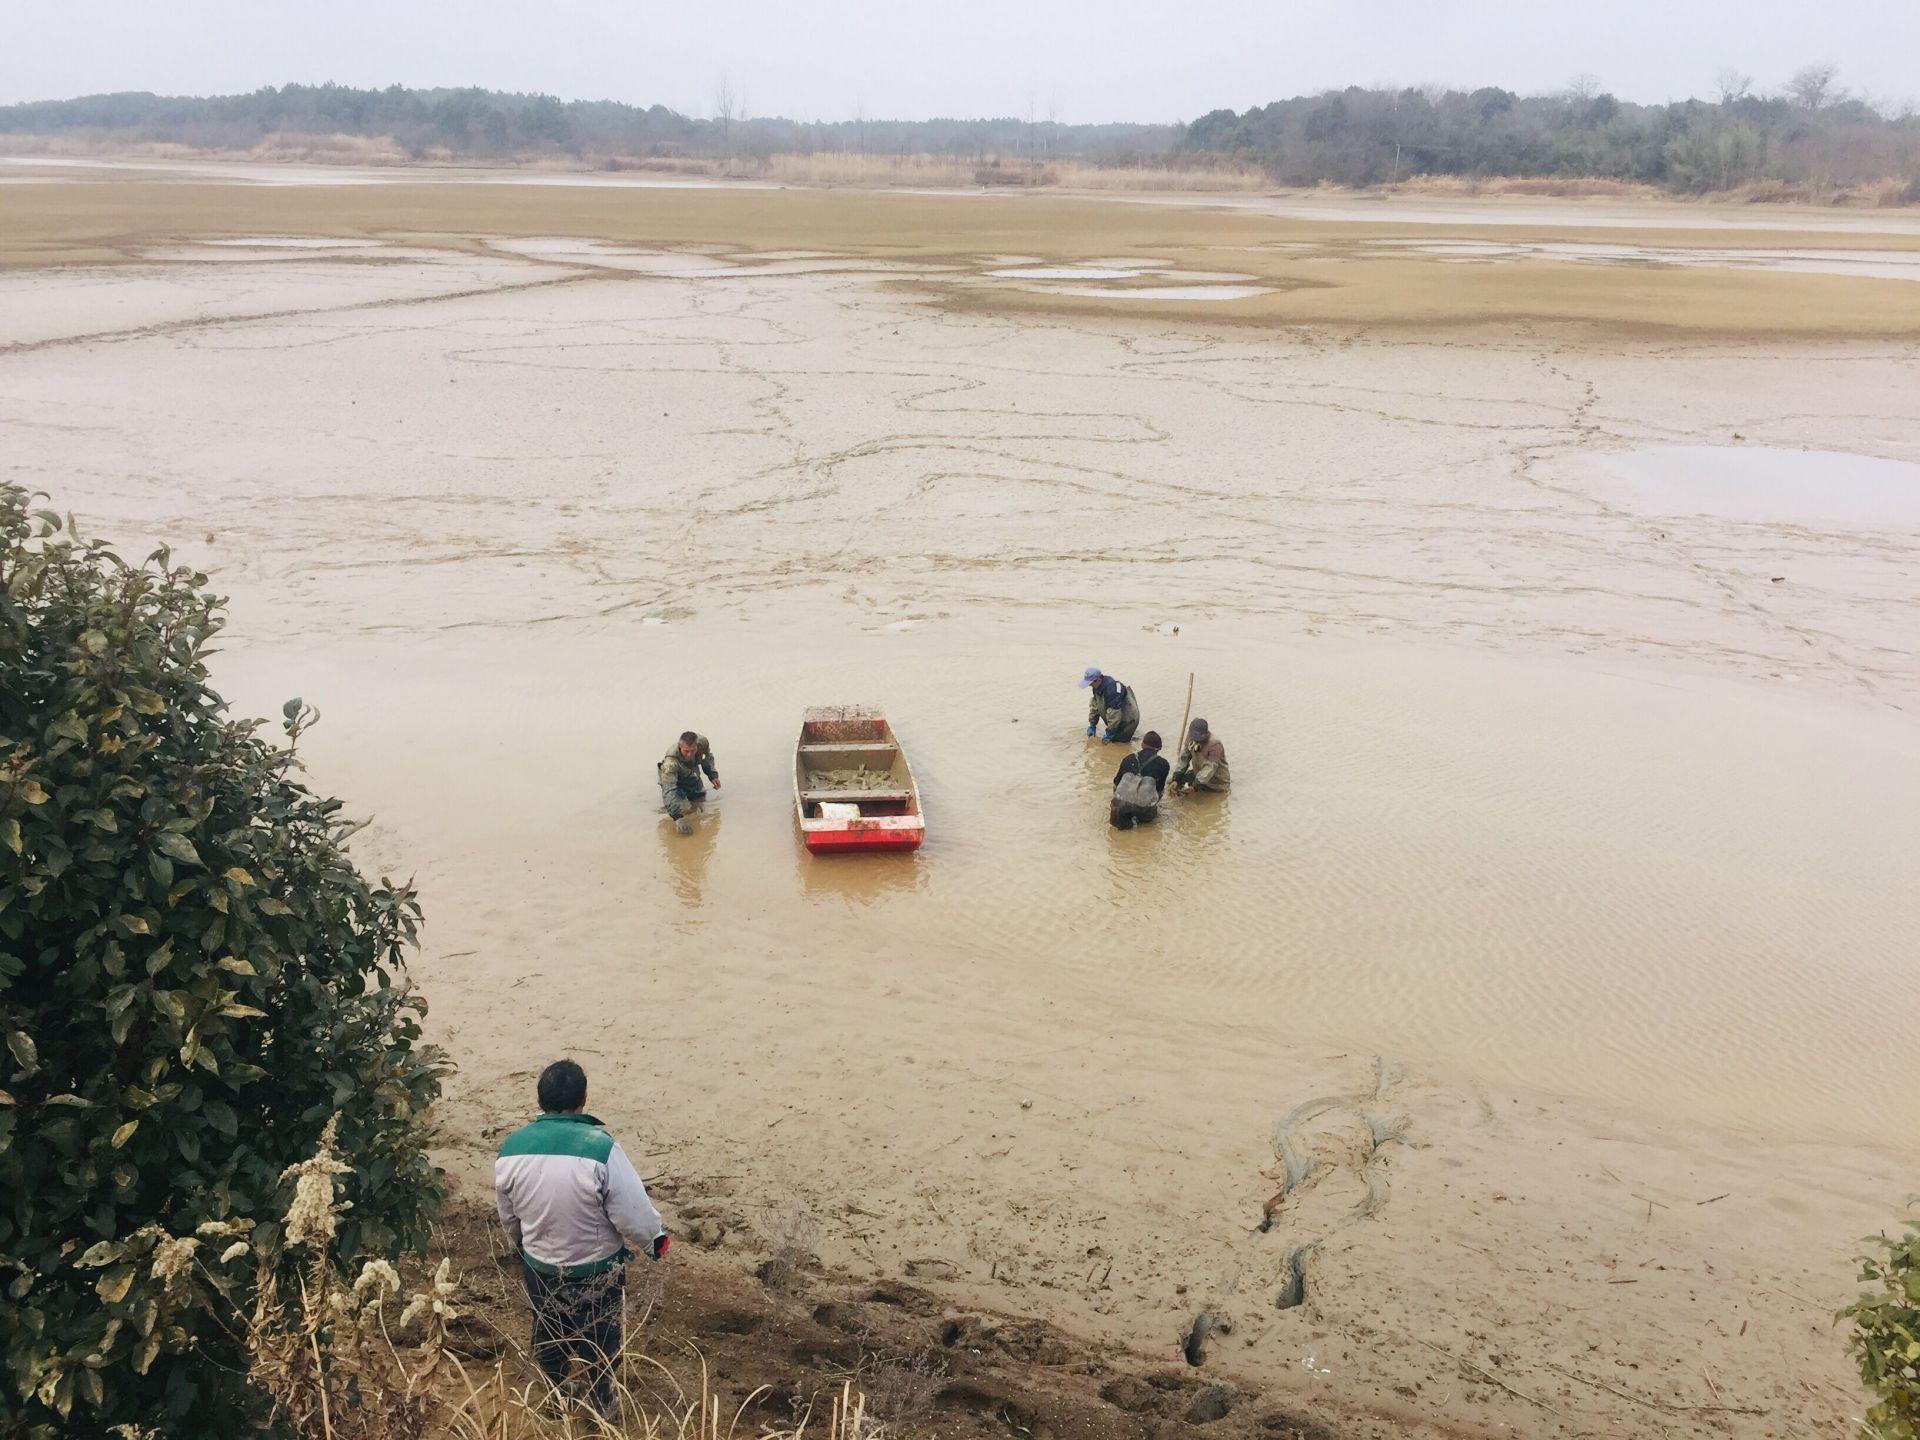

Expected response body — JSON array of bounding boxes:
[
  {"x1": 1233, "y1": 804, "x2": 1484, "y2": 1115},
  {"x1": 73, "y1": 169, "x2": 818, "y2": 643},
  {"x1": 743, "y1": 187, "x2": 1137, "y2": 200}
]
[
  {"x1": 797, "y1": 741, "x2": 899, "y2": 755},
  {"x1": 801, "y1": 788, "x2": 912, "y2": 803}
]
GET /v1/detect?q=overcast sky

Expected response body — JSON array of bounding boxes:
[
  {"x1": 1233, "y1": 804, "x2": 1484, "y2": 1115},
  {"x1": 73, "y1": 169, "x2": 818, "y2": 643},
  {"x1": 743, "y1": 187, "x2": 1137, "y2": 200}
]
[{"x1": 5, "y1": 0, "x2": 1916, "y2": 123}]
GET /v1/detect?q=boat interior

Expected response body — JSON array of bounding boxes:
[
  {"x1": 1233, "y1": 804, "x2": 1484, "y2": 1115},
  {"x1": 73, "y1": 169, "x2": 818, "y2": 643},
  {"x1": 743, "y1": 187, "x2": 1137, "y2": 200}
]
[{"x1": 796, "y1": 713, "x2": 916, "y2": 818}]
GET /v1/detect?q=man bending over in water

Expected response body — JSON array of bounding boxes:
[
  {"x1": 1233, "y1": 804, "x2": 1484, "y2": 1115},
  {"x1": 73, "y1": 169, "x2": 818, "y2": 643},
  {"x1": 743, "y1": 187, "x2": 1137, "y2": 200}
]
[
  {"x1": 1173, "y1": 718, "x2": 1231, "y2": 794},
  {"x1": 659, "y1": 730, "x2": 720, "y2": 833},
  {"x1": 1080, "y1": 665, "x2": 1141, "y2": 743},
  {"x1": 1111, "y1": 730, "x2": 1169, "y2": 829}
]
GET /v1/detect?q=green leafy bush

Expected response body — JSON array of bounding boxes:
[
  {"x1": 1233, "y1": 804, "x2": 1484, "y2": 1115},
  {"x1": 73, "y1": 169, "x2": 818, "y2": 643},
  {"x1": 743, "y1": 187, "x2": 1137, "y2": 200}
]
[
  {"x1": 1843, "y1": 1210, "x2": 1920, "y2": 1440},
  {"x1": 0, "y1": 486, "x2": 446, "y2": 1437}
]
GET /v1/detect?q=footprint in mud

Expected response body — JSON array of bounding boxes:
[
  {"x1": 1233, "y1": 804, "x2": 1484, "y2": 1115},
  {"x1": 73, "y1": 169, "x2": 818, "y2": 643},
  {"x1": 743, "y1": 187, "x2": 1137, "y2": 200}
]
[
  {"x1": 1182, "y1": 1311, "x2": 1233, "y2": 1365},
  {"x1": 1273, "y1": 1241, "x2": 1319, "y2": 1312},
  {"x1": 1256, "y1": 1056, "x2": 1410, "y2": 1313}
]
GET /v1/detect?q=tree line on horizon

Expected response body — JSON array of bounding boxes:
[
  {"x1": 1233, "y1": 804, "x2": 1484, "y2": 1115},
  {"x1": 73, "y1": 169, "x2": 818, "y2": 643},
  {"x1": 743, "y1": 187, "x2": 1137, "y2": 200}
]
[
  {"x1": 1187, "y1": 68, "x2": 1919, "y2": 193},
  {"x1": 0, "y1": 82, "x2": 1177, "y2": 166},
  {"x1": 2, "y1": 70, "x2": 1916, "y2": 195}
]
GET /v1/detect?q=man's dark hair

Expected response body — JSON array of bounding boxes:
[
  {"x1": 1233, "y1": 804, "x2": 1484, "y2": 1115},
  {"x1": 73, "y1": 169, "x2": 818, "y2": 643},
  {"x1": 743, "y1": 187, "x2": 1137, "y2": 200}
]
[
  {"x1": 679, "y1": 730, "x2": 698, "y2": 745},
  {"x1": 1141, "y1": 730, "x2": 1162, "y2": 752},
  {"x1": 537, "y1": 1059, "x2": 588, "y2": 1113}
]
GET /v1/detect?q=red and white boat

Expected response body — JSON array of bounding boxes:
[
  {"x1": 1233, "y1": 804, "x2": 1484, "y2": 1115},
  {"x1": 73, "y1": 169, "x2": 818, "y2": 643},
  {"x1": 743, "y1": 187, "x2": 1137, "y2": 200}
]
[{"x1": 793, "y1": 706, "x2": 925, "y2": 854}]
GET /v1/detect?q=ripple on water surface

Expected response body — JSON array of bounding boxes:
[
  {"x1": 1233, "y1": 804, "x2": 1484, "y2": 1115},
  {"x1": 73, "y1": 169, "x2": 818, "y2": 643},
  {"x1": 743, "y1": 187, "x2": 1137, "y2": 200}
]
[{"x1": 358, "y1": 627, "x2": 1920, "y2": 1147}]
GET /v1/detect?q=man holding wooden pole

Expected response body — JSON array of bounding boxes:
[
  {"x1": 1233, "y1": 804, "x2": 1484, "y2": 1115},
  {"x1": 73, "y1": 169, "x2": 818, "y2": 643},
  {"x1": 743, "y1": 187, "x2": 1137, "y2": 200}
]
[{"x1": 1173, "y1": 717, "x2": 1232, "y2": 794}]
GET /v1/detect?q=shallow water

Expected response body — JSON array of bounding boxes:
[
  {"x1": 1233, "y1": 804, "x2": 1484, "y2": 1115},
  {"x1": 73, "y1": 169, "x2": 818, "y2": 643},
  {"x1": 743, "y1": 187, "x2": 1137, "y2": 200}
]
[
  {"x1": 487, "y1": 236, "x2": 744, "y2": 273},
  {"x1": 1562, "y1": 444, "x2": 1920, "y2": 526},
  {"x1": 210, "y1": 619, "x2": 1920, "y2": 1150},
  {"x1": 987, "y1": 265, "x2": 1144, "y2": 279},
  {"x1": 198, "y1": 235, "x2": 388, "y2": 249},
  {"x1": 1115, "y1": 187, "x2": 1920, "y2": 236},
  {"x1": 1375, "y1": 238, "x2": 1920, "y2": 283},
  {"x1": 1019, "y1": 282, "x2": 1274, "y2": 300}
]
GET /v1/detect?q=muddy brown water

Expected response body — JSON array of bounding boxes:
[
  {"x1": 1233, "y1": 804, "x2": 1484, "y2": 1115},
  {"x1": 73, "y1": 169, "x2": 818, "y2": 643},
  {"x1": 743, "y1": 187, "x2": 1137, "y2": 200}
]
[{"x1": 215, "y1": 619, "x2": 1919, "y2": 1143}]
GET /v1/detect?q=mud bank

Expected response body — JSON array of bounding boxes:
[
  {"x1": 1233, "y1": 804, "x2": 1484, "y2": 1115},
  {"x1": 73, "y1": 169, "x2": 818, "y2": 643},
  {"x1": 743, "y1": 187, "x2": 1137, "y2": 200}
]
[{"x1": 8, "y1": 170, "x2": 1920, "y2": 335}]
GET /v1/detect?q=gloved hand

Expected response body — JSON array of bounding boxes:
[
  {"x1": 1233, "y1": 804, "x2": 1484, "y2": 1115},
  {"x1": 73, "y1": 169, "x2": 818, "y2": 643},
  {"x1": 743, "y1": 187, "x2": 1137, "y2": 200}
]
[
  {"x1": 650, "y1": 1232, "x2": 671, "y2": 1260},
  {"x1": 1086, "y1": 722, "x2": 1098, "y2": 736}
]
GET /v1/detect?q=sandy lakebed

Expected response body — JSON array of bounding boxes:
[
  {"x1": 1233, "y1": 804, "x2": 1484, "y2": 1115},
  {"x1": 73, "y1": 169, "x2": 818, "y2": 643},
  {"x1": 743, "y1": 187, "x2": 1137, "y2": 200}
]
[{"x1": 4, "y1": 159, "x2": 1919, "y2": 1438}]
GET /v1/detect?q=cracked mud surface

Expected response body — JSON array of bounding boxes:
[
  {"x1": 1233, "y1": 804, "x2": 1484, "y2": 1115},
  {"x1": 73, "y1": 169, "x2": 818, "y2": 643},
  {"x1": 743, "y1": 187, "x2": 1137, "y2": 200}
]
[{"x1": 5, "y1": 178, "x2": 1918, "y2": 1437}]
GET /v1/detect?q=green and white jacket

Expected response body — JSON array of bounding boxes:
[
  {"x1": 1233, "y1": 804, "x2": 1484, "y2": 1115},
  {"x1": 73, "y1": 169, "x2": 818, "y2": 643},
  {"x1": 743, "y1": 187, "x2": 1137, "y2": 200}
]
[{"x1": 494, "y1": 1112, "x2": 665, "y2": 1277}]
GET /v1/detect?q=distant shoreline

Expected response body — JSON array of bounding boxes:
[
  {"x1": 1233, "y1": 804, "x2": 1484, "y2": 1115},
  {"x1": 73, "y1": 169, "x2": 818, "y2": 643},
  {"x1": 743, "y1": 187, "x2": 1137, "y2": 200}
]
[{"x1": 5, "y1": 137, "x2": 1918, "y2": 211}]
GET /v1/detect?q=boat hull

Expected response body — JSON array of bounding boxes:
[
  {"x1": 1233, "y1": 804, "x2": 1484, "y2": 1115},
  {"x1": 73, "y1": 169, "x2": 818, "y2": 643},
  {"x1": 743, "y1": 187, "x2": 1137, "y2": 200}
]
[{"x1": 802, "y1": 821, "x2": 925, "y2": 854}]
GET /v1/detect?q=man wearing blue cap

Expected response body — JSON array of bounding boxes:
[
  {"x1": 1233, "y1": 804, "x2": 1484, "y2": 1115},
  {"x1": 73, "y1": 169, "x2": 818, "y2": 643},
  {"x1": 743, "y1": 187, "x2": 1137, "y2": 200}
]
[{"x1": 1079, "y1": 666, "x2": 1140, "y2": 742}]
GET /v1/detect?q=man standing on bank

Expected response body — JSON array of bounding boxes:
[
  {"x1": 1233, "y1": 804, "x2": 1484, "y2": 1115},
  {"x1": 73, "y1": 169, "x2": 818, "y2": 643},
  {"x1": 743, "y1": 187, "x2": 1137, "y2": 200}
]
[
  {"x1": 494, "y1": 1060, "x2": 670, "y2": 1420},
  {"x1": 1080, "y1": 666, "x2": 1141, "y2": 743},
  {"x1": 659, "y1": 730, "x2": 721, "y2": 834}
]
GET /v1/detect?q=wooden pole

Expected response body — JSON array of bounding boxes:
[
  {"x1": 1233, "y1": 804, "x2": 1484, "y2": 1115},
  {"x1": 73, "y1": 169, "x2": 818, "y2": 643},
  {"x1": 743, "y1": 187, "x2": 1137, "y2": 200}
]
[{"x1": 1176, "y1": 672, "x2": 1195, "y2": 781}]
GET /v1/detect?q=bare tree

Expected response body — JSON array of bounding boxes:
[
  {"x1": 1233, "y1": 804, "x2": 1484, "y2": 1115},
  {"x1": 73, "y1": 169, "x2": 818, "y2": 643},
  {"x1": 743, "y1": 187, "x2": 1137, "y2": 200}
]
[
  {"x1": 712, "y1": 71, "x2": 739, "y2": 153},
  {"x1": 1787, "y1": 63, "x2": 1841, "y2": 111},
  {"x1": 1565, "y1": 72, "x2": 1600, "y2": 106},
  {"x1": 1715, "y1": 67, "x2": 1753, "y2": 106}
]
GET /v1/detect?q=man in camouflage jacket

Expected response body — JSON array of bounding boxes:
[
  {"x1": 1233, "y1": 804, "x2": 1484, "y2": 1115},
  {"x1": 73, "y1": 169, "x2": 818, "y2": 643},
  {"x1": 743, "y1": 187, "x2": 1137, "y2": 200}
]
[{"x1": 658, "y1": 731, "x2": 720, "y2": 819}]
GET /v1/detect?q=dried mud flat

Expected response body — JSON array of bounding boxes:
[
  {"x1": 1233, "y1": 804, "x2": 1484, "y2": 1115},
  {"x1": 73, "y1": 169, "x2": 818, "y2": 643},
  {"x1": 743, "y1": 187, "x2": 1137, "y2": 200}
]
[{"x1": 4, "y1": 168, "x2": 1920, "y2": 1437}]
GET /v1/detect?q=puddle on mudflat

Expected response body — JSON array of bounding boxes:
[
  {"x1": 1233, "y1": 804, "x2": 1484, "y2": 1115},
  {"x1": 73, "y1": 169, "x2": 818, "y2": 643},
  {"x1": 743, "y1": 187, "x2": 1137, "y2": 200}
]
[
  {"x1": 979, "y1": 255, "x2": 1270, "y2": 301},
  {"x1": 200, "y1": 236, "x2": 388, "y2": 250},
  {"x1": 1021, "y1": 283, "x2": 1274, "y2": 300},
  {"x1": 486, "y1": 238, "x2": 936, "y2": 279},
  {"x1": 988, "y1": 265, "x2": 1145, "y2": 280},
  {"x1": 1160, "y1": 269, "x2": 1259, "y2": 282},
  {"x1": 734, "y1": 257, "x2": 952, "y2": 275},
  {"x1": 1370, "y1": 238, "x2": 1920, "y2": 283},
  {"x1": 487, "y1": 237, "x2": 740, "y2": 274},
  {"x1": 143, "y1": 242, "x2": 452, "y2": 263},
  {"x1": 1562, "y1": 445, "x2": 1920, "y2": 526}
]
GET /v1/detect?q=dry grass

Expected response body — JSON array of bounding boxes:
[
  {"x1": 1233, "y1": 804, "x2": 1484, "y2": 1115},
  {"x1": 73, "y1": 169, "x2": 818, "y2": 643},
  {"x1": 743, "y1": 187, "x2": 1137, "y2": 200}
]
[
  {"x1": 244, "y1": 132, "x2": 414, "y2": 165},
  {"x1": 1720, "y1": 175, "x2": 1920, "y2": 207},
  {"x1": 0, "y1": 134, "x2": 209, "y2": 161},
  {"x1": 0, "y1": 130, "x2": 415, "y2": 166},
  {"x1": 849, "y1": 1347, "x2": 946, "y2": 1429},
  {"x1": 754, "y1": 1206, "x2": 821, "y2": 1293},
  {"x1": 0, "y1": 133, "x2": 1269, "y2": 193},
  {"x1": 6, "y1": 131, "x2": 1911, "y2": 206},
  {"x1": 440, "y1": 1359, "x2": 880, "y2": 1440},
  {"x1": 755, "y1": 153, "x2": 976, "y2": 187},
  {"x1": 1386, "y1": 173, "x2": 1664, "y2": 200},
  {"x1": 1051, "y1": 161, "x2": 1269, "y2": 192},
  {"x1": 240, "y1": 1130, "x2": 880, "y2": 1440},
  {"x1": 1387, "y1": 170, "x2": 1920, "y2": 208},
  {"x1": 642, "y1": 152, "x2": 1270, "y2": 193}
]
